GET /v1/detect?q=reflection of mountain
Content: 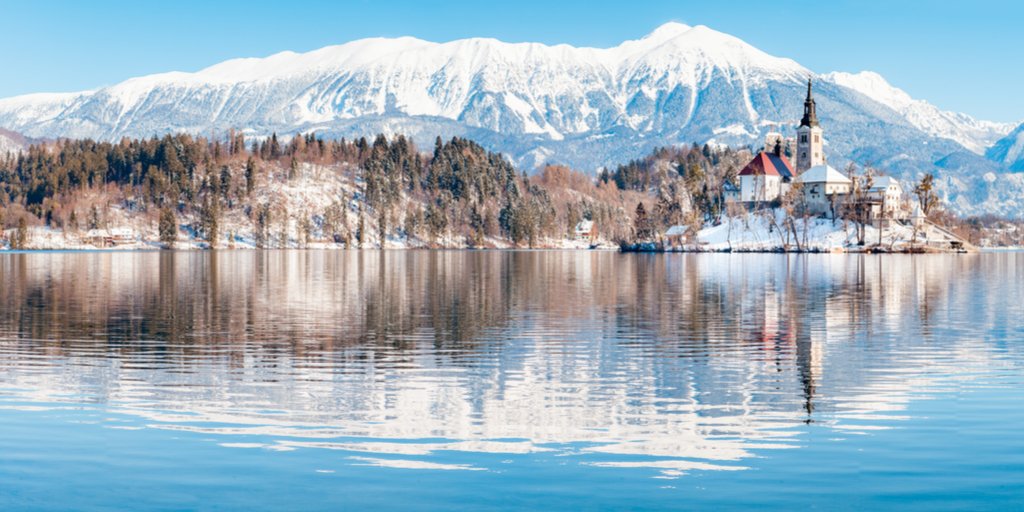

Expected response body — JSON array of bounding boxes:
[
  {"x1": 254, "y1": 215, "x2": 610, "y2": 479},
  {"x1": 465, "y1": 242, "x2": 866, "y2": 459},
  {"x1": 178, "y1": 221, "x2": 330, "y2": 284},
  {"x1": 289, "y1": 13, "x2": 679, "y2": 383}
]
[{"x1": 0, "y1": 252, "x2": 1021, "y2": 477}]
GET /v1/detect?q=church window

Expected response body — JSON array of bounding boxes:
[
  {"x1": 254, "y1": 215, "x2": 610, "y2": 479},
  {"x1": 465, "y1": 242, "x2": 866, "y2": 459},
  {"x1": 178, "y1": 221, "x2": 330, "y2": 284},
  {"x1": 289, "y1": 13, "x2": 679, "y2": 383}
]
[
  {"x1": 801, "y1": 135, "x2": 808, "y2": 143},
  {"x1": 814, "y1": 135, "x2": 819, "y2": 143}
]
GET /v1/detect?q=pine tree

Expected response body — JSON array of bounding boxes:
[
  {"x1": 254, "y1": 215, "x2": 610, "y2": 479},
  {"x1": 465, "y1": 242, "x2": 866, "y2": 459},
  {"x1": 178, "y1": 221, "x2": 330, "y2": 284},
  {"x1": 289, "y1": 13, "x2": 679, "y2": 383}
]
[
  {"x1": 158, "y1": 207, "x2": 177, "y2": 247},
  {"x1": 201, "y1": 196, "x2": 220, "y2": 248},
  {"x1": 219, "y1": 165, "x2": 232, "y2": 198},
  {"x1": 244, "y1": 157, "x2": 256, "y2": 196},
  {"x1": 255, "y1": 203, "x2": 271, "y2": 249},
  {"x1": 634, "y1": 202, "x2": 652, "y2": 241},
  {"x1": 356, "y1": 205, "x2": 365, "y2": 248}
]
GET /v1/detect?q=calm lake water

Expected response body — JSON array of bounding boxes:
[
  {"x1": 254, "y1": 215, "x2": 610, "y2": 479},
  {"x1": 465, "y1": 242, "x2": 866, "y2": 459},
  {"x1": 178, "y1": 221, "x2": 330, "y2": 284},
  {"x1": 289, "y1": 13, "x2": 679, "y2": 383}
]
[{"x1": 1, "y1": 251, "x2": 1022, "y2": 510}]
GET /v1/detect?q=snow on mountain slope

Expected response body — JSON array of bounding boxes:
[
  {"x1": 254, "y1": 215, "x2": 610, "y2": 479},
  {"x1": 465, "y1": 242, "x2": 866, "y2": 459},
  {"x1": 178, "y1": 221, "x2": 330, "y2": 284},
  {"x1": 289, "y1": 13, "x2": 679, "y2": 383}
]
[
  {"x1": 823, "y1": 71, "x2": 1012, "y2": 154},
  {"x1": 0, "y1": 23, "x2": 987, "y2": 153},
  {"x1": 0, "y1": 128, "x2": 29, "y2": 155},
  {"x1": 0, "y1": 23, "x2": 1018, "y2": 215},
  {"x1": 987, "y1": 123, "x2": 1024, "y2": 172}
]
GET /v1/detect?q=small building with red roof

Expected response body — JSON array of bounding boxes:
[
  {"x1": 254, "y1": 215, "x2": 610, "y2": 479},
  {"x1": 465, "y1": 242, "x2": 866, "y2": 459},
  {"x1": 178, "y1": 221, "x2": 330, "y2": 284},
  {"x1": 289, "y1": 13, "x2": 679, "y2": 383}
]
[{"x1": 738, "y1": 149, "x2": 795, "y2": 203}]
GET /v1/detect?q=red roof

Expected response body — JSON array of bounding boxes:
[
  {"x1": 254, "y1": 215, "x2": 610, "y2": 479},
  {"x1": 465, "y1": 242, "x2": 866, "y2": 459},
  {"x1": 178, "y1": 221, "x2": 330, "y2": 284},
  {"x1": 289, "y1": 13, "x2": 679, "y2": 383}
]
[{"x1": 738, "y1": 152, "x2": 794, "y2": 178}]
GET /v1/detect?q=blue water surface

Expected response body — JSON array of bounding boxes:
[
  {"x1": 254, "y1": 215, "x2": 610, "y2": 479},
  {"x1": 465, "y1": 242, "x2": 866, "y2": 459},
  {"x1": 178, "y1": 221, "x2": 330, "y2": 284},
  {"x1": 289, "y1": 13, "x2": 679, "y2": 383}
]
[{"x1": 0, "y1": 251, "x2": 1022, "y2": 510}]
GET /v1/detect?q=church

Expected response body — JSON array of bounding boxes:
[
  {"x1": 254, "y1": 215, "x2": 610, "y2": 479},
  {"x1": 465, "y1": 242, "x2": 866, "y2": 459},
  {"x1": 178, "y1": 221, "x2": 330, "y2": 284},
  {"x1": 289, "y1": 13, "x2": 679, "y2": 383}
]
[{"x1": 734, "y1": 79, "x2": 859, "y2": 216}]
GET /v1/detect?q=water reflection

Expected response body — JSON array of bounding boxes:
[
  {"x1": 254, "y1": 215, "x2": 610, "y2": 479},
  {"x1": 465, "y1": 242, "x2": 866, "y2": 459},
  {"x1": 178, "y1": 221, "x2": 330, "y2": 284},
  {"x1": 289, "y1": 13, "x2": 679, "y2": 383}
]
[{"x1": 0, "y1": 251, "x2": 1021, "y2": 479}]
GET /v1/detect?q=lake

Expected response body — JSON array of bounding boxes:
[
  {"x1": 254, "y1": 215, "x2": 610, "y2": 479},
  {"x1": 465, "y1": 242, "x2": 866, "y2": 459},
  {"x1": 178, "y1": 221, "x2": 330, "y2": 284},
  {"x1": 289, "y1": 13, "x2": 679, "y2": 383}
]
[{"x1": 1, "y1": 251, "x2": 1022, "y2": 510}]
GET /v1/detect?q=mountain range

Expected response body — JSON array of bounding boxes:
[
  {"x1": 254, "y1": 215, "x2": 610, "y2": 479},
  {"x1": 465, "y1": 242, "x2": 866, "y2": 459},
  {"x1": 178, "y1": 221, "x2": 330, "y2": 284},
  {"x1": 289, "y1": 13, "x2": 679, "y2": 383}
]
[{"x1": 0, "y1": 22, "x2": 1022, "y2": 216}]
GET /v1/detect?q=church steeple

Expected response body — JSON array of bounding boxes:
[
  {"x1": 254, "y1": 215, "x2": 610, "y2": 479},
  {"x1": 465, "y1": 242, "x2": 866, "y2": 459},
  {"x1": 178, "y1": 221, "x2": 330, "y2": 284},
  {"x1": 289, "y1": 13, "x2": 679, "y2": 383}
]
[
  {"x1": 800, "y1": 78, "x2": 819, "y2": 128},
  {"x1": 795, "y1": 78, "x2": 824, "y2": 173}
]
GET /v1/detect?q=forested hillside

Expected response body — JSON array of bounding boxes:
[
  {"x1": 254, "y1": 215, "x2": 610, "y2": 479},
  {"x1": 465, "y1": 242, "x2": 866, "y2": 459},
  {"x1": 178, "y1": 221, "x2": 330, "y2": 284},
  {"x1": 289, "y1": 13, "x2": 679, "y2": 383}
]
[{"x1": 0, "y1": 132, "x2": 752, "y2": 249}]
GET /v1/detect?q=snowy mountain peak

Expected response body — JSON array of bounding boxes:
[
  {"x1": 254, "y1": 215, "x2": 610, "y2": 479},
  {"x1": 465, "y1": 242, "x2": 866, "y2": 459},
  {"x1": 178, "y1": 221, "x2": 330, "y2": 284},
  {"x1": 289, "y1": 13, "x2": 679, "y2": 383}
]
[
  {"x1": 824, "y1": 71, "x2": 914, "y2": 109},
  {"x1": 0, "y1": 23, "x2": 1018, "y2": 215},
  {"x1": 823, "y1": 70, "x2": 1012, "y2": 154},
  {"x1": 642, "y1": 21, "x2": 693, "y2": 40}
]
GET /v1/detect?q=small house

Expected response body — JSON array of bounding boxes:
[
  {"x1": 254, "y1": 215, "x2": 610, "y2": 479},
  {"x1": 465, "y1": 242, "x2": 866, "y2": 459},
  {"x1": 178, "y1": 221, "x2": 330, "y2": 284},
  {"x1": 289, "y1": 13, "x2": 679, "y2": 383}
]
[
  {"x1": 574, "y1": 219, "x2": 596, "y2": 242},
  {"x1": 664, "y1": 225, "x2": 689, "y2": 247},
  {"x1": 84, "y1": 228, "x2": 136, "y2": 247}
]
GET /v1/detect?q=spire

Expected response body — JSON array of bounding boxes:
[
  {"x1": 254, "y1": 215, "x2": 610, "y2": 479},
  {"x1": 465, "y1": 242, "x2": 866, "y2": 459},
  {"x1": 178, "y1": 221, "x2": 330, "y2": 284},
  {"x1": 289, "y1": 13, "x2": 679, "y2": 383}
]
[{"x1": 800, "y1": 78, "x2": 819, "y2": 128}]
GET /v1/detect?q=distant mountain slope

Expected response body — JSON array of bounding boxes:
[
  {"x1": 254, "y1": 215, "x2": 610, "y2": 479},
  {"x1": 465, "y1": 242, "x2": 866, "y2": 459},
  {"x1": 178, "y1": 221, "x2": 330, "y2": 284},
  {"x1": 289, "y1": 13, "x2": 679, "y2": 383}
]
[
  {"x1": 0, "y1": 23, "x2": 1019, "y2": 215},
  {"x1": 987, "y1": 123, "x2": 1024, "y2": 172},
  {"x1": 0, "y1": 128, "x2": 29, "y2": 155},
  {"x1": 822, "y1": 71, "x2": 1009, "y2": 154}
]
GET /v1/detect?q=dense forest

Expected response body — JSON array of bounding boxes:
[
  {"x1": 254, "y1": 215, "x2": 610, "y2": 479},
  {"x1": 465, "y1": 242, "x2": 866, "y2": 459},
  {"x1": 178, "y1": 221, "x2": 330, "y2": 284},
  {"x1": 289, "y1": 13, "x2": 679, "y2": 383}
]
[
  {"x1": 0, "y1": 131, "x2": 757, "y2": 249},
  {"x1": 2, "y1": 132, "x2": 1018, "y2": 249}
]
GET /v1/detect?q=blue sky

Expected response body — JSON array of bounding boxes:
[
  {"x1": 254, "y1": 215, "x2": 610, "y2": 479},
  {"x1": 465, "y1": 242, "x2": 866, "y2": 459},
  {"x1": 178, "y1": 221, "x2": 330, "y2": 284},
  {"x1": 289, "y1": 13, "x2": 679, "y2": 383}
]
[{"x1": 1, "y1": 0, "x2": 1021, "y2": 122}]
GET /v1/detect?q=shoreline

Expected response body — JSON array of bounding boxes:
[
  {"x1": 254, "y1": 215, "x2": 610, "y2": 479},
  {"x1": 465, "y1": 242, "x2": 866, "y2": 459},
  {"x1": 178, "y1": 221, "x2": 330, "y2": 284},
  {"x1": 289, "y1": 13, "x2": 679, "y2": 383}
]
[{"x1": 2, "y1": 246, "x2": 1015, "y2": 254}]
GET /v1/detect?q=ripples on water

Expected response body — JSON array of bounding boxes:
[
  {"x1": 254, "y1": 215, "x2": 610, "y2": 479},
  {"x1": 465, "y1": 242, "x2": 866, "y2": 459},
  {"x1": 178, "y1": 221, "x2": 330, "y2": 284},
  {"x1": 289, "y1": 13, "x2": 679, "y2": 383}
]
[{"x1": 0, "y1": 251, "x2": 1022, "y2": 510}]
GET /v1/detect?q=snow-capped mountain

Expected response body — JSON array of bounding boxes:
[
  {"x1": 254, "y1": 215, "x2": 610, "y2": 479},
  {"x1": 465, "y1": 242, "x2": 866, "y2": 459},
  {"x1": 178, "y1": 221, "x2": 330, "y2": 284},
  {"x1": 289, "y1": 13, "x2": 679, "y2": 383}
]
[
  {"x1": 822, "y1": 71, "x2": 1010, "y2": 154},
  {"x1": 0, "y1": 23, "x2": 1019, "y2": 214}
]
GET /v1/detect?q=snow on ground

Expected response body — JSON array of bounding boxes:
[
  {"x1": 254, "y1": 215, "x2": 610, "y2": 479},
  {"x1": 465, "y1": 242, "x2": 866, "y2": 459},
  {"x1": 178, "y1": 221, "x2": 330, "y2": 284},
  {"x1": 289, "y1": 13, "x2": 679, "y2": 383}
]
[
  {"x1": 1, "y1": 163, "x2": 621, "y2": 251},
  {"x1": 693, "y1": 211, "x2": 921, "y2": 252}
]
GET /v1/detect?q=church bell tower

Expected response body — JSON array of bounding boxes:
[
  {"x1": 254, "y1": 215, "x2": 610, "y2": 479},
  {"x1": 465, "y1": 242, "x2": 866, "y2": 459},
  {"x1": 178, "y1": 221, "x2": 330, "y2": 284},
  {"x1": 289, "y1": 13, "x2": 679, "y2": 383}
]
[{"x1": 796, "y1": 79, "x2": 824, "y2": 173}]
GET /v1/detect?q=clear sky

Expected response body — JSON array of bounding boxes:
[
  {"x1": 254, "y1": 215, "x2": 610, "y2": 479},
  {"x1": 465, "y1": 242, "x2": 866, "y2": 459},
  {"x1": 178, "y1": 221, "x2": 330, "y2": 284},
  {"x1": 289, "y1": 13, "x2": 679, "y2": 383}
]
[{"x1": 1, "y1": 0, "x2": 1021, "y2": 123}]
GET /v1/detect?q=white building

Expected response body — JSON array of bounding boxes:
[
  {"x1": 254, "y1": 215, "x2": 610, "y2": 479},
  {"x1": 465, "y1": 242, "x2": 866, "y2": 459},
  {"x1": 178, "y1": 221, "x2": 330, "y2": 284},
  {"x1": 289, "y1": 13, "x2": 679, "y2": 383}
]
[
  {"x1": 738, "y1": 151, "x2": 795, "y2": 203},
  {"x1": 574, "y1": 220, "x2": 596, "y2": 242},
  {"x1": 867, "y1": 176, "x2": 904, "y2": 216},
  {"x1": 794, "y1": 164, "x2": 851, "y2": 214},
  {"x1": 664, "y1": 225, "x2": 688, "y2": 247}
]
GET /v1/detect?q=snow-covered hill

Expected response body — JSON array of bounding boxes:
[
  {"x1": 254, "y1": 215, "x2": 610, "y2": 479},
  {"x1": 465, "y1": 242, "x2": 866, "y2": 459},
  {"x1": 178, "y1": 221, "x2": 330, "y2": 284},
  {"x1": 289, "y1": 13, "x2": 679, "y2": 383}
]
[
  {"x1": 0, "y1": 23, "x2": 1020, "y2": 215},
  {"x1": 0, "y1": 128, "x2": 29, "y2": 155}
]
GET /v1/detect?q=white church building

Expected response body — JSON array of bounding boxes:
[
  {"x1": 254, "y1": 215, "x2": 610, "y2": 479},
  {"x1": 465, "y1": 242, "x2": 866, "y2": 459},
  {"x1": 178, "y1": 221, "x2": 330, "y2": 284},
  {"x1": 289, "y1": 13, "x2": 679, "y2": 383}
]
[{"x1": 734, "y1": 79, "x2": 903, "y2": 219}]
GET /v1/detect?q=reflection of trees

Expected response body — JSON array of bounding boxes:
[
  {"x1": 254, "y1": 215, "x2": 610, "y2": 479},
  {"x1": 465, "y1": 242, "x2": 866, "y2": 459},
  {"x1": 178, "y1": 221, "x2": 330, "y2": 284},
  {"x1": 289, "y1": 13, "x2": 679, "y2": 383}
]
[
  {"x1": 0, "y1": 251, "x2": 1019, "y2": 404},
  {"x1": 1, "y1": 251, "x2": 1021, "y2": 471}
]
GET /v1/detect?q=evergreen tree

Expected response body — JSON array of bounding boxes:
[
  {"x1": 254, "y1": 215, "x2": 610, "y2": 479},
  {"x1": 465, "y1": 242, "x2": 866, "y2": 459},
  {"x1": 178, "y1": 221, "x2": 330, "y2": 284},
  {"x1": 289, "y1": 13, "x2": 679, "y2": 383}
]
[
  {"x1": 219, "y1": 165, "x2": 232, "y2": 198},
  {"x1": 356, "y1": 205, "x2": 365, "y2": 248},
  {"x1": 201, "y1": 196, "x2": 220, "y2": 248},
  {"x1": 255, "y1": 203, "x2": 271, "y2": 248},
  {"x1": 158, "y1": 207, "x2": 177, "y2": 247},
  {"x1": 634, "y1": 202, "x2": 653, "y2": 241},
  {"x1": 244, "y1": 157, "x2": 256, "y2": 196}
]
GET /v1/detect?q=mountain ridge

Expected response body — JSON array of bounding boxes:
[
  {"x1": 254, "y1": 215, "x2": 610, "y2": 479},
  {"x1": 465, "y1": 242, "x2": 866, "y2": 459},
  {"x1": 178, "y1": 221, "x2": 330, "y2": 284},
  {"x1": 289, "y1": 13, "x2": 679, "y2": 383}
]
[{"x1": 0, "y1": 23, "x2": 1020, "y2": 215}]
